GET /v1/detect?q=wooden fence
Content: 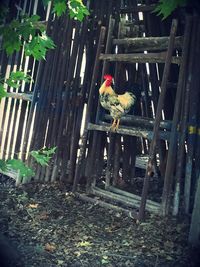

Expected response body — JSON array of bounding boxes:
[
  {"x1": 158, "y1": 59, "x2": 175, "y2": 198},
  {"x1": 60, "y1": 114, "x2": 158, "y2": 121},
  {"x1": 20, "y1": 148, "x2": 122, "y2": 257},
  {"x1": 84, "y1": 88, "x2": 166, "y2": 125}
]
[{"x1": 1, "y1": 0, "x2": 200, "y2": 244}]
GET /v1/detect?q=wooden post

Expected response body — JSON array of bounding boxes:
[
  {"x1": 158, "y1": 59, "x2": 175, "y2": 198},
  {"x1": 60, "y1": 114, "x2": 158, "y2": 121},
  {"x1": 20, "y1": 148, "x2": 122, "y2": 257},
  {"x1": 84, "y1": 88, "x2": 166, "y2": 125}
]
[
  {"x1": 184, "y1": 17, "x2": 200, "y2": 214},
  {"x1": 189, "y1": 174, "x2": 200, "y2": 246}
]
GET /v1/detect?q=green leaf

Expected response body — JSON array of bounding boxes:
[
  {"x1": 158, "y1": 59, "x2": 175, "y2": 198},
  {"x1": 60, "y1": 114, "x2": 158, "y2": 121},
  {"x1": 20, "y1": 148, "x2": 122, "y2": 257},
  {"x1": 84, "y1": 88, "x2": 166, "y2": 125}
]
[
  {"x1": 40, "y1": 147, "x2": 57, "y2": 156},
  {"x1": 42, "y1": 0, "x2": 50, "y2": 6},
  {"x1": 25, "y1": 33, "x2": 56, "y2": 60},
  {"x1": 153, "y1": 0, "x2": 187, "y2": 20},
  {"x1": 30, "y1": 147, "x2": 56, "y2": 166},
  {"x1": 6, "y1": 159, "x2": 35, "y2": 177},
  {"x1": 68, "y1": 0, "x2": 90, "y2": 21},
  {"x1": 0, "y1": 159, "x2": 8, "y2": 171},
  {"x1": 0, "y1": 13, "x2": 48, "y2": 57},
  {"x1": 6, "y1": 71, "x2": 32, "y2": 89},
  {"x1": 101, "y1": 255, "x2": 109, "y2": 264},
  {"x1": 30, "y1": 151, "x2": 50, "y2": 166},
  {"x1": 0, "y1": 4, "x2": 9, "y2": 24},
  {"x1": 2, "y1": 31, "x2": 21, "y2": 55},
  {"x1": 53, "y1": 1, "x2": 67, "y2": 17},
  {"x1": 0, "y1": 84, "x2": 8, "y2": 100}
]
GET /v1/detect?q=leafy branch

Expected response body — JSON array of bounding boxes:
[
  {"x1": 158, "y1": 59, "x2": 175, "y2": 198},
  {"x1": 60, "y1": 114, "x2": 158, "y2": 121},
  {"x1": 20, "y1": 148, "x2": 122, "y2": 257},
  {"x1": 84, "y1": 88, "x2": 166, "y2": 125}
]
[
  {"x1": 42, "y1": 0, "x2": 90, "y2": 21},
  {"x1": 0, "y1": 147, "x2": 57, "y2": 180},
  {"x1": 0, "y1": 71, "x2": 32, "y2": 100},
  {"x1": 30, "y1": 147, "x2": 57, "y2": 166},
  {"x1": 0, "y1": 14, "x2": 56, "y2": 58}
]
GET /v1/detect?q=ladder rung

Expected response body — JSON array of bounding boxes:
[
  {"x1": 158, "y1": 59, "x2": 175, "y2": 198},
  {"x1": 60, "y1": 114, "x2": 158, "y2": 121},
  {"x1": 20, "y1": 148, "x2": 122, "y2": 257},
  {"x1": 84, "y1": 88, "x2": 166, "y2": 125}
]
[
  {"x1": 99, "y1": 53, "x2": 181, "y2": 64},
  {"x1": 113, "y1": 36, "x2": 183, "y2": 52},
  {"x1": 87, "y1": 122, "x2": 171, "y2": 141},
  {"x1": 120, "y1": 4, "x2": 156, "y2": 13},
  {"x1": 104, "y1": 114, "x2": 172, "y2": 131}
]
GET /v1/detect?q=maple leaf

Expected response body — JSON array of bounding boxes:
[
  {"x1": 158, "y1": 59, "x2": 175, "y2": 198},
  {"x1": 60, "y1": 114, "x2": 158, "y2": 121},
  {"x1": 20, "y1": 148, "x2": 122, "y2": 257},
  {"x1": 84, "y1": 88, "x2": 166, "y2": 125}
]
[
  {"x1": 0, "y1": 84, "x2": 8, "y2": 100},
  {"x1": 153, "y1": 0, "x2": 187, "y2": 20},
  {"x1": 6, "y1": 159, "x2": 35, "y2": 177},
  {"x1": 0, "y1": 159, "x2": 8, "y2": 171},
  {"x1": 53, "y1": 1, "x2": 67, "y2": 17}
]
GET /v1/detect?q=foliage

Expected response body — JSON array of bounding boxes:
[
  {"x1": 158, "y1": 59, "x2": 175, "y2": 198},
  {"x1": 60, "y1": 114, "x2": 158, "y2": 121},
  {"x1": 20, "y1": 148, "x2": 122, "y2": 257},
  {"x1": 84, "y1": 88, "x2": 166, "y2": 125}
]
[
  {"x1": 154, "y1": 0, "x2": 187, "y2": 19},
  {"x1": 0, "y1": 3, "x2": 9, "y2": 24},
  {"x1": 25, "y1": 33, "x2": 56, "y2": 60},
  {"x1": 42, "y1": 0, "x2": 89, "y2": 21},
  {"x1": 0, "y1": 159, "x2": 8, "y2": 172},
  {"x1": 0, "y1": 84, "x2": 8, "y2": 99},
  {"x1": 6, "y1": 159, "x2": 35, "y2": 177},
  {"x1": 30, "y1": 147, "x2": 57, "y2": 166},
  {"x1": 6, "y1": 71, "x2": 32, "y2": 88},
  {"x1": 53, "y1": 0, "x2": 67, "y2": 17},
  {"x1": 0, "y1": 0, "x2": 89, "y2": 183},
  {"x1": 0, "y1": 14, "x2": 56, "y2": 58},
  {"x1": 0, "y1": 71, "x2": 32, "y2": 101},
  {"x1": 0, "y1": 147, "x2": 56, "y2": 180},
  {"x1": 68, "y1": 0, "x2": 90, "y2": 21}
]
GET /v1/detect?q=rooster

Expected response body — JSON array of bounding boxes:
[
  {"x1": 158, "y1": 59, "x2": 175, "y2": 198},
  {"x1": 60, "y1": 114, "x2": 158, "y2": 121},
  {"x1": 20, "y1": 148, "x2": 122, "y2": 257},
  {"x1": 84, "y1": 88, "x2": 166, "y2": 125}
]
[{"x1": 99, "y1": 74, "x2": 136, "y2": 131}]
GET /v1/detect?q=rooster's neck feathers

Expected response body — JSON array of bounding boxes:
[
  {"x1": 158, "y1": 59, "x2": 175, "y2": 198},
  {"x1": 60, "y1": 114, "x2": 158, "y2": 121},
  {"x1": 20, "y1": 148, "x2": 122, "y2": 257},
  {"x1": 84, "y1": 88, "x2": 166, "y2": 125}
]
[{"x1": 99, "y1": 80, "x2": 115, "y2": 95}]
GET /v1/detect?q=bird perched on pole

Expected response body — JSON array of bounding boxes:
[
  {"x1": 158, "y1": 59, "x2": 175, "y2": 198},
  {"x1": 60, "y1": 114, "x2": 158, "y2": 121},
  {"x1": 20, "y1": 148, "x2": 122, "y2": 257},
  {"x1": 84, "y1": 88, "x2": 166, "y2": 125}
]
[{"x1": 99, "y1": 74, "x2": 136, "y2": 131}]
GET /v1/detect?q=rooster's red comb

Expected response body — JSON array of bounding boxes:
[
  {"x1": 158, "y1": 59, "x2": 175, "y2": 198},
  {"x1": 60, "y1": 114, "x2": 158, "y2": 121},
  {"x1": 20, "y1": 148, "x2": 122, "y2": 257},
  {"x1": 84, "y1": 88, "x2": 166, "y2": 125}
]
[{"x1": 104, "y1": 74, "x2": 113, "y2": 80}]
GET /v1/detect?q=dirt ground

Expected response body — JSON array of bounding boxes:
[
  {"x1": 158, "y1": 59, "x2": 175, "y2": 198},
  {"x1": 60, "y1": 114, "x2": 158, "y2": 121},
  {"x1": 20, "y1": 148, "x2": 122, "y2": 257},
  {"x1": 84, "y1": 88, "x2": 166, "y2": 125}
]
[{"x1": 0, "y1": 177, "x2": 200, "y2": 267}]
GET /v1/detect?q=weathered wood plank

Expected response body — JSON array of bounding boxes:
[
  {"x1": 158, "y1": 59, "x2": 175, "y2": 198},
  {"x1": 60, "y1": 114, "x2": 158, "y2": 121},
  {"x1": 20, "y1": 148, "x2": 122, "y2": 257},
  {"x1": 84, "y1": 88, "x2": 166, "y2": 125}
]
[
  {"x1": 87, "y1": 122, "x2": 171, "y2": 141},
  {"x1": 99, "y1": 53, "x2": 181, "y2": 64},
  {"x1": 75, "y1": 192, "x2": 137, "y2": 218},
  {"x1": 104, "y1": 114, "x2": 172, "y2": 130},
  {"x1": 113, "y1": 36, "x2": 183, "y2": 51},
  {"x1": 107, "y1": 186, "x2": 161, "y2": 210},
  {"x1": 120, "y1": 4, "x2": 156, "y2": 13},
  {"x1": 92, "y1": 186, "x2": 160, "y2": 214},
  {"x1": 6, "y1": 92, "x2": 33, "y2": 101}
]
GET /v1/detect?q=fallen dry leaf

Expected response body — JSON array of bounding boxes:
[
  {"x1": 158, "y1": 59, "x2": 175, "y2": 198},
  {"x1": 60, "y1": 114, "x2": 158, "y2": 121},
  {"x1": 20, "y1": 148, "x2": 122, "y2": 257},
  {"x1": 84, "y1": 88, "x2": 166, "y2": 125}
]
[
  {"x1": 28, "y1": 203, "x2": 39, "y2": 208},
  {"x1": 36, "y1": 211, "x2": 49, "y2": 220},
  {"x1": 45, "y1": 243, "x2": 56, "y2": 252}
]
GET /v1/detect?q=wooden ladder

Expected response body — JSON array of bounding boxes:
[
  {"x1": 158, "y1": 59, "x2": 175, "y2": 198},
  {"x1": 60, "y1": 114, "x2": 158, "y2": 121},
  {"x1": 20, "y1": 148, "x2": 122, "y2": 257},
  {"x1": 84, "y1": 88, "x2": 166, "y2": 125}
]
[{"x1": 73, "y1": 14, "x2": 191, "y2": 220}]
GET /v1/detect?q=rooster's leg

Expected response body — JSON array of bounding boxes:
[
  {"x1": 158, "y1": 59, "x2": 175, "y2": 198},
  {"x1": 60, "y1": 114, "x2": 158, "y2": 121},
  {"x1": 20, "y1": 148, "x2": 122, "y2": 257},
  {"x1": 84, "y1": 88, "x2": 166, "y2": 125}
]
[
  {"x1": 115, "y1": 119, "x2": 120, "y2": 130},
  {"x1": 110, "y1": 119, "x2": 116, "y2": 130}
]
